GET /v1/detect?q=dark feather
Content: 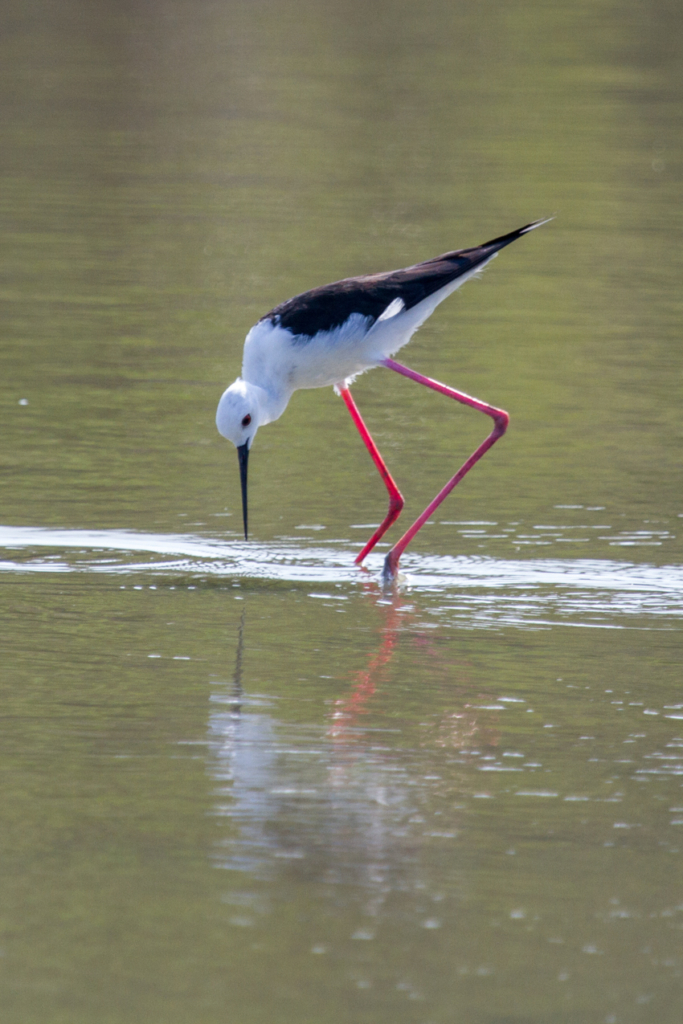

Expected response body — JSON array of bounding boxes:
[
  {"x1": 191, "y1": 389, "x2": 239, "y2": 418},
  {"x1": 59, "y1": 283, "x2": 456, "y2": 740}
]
[{"x1": 262, "y1": 221, "x2": 542, "y2": 339}]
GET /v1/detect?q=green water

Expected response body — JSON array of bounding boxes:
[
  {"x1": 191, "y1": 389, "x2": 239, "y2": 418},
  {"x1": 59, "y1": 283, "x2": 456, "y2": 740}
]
[{"x1": 1, "y1": 1, "x2": 682, "y2": 1021}]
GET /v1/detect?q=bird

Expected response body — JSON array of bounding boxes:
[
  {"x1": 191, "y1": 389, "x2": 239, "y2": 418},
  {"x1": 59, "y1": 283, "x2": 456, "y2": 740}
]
[{"x1": 216, "y1": 219, "x2": 549, "y2": 578}]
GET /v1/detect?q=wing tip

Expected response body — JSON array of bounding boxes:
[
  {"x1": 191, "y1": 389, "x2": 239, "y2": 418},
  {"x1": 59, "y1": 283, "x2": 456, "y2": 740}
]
[
  {"x1": 476, "y1": 216, "x2": 554, "y2": 254},
  {"x1": 519, "y1": 216, "x2": 555, "y2": 235}
]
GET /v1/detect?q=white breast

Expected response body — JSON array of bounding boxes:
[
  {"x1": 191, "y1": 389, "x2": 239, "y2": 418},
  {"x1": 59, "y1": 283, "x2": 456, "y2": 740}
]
[{"x1": 242, "y1": 315, "x2": 378, "y2": 392}]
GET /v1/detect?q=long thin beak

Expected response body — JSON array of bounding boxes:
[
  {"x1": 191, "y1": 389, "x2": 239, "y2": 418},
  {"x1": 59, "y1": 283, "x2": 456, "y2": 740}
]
[{"x1": 237, "y1": 441, "x2": 249, "y2": 540}]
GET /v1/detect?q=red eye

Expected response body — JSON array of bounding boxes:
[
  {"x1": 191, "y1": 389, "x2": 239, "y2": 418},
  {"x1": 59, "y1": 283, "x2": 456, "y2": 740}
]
[{"x1": 241, "y1": 414, "x2": 252, "y2": 427}]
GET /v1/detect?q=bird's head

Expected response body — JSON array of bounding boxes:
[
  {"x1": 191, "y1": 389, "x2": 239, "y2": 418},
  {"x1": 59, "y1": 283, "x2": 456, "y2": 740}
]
[
  {"x1": 216, "y1": 379, "x2": 268, "y2": 540},
  {"x1": 216, "y1": 378, "x2": 263, "y2": 450}
]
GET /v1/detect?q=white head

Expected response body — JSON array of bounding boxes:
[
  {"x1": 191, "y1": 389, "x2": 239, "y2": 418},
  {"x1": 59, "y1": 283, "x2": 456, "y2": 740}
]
[{"x1": 215, "y1": 378, "x2": 266, "y2": 450}]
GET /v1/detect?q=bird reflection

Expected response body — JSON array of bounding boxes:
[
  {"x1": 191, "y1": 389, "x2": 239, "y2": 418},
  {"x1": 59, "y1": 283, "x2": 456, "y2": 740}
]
[{"x1": 208, "y1": 588, "x2": 504, "y2": 884}]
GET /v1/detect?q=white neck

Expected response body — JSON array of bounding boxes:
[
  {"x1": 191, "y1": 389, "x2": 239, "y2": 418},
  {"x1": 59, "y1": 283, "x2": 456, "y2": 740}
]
[{"x1": 242, "y1": 378, "x2": 290, "y2": 425}]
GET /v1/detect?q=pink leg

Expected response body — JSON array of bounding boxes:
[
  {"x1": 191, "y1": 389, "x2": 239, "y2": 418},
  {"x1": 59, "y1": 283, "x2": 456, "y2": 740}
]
[
  {"x1": 380, "y1": 357, "x2": 509, "y2": 580},
  {"x1": 338, "y1": 385, "x2": 404, "y2": 564}
]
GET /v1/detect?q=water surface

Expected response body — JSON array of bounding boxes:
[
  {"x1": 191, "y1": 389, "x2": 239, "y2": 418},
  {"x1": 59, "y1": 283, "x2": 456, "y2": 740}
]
[{"x1": 1, "y1": 0, "x2": 682, "y2": 1021}]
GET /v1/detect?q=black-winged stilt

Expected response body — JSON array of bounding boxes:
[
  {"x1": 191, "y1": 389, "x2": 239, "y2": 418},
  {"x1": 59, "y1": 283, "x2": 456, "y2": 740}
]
[{"x1": 216, "y1": 219, "x2": 549, "y2": 578}]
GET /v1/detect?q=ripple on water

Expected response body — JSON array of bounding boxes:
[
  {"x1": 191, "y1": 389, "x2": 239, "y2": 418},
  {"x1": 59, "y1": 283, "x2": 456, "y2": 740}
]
[{"x1": 0, "y1": 524, "x2": 682, "y2": 631}]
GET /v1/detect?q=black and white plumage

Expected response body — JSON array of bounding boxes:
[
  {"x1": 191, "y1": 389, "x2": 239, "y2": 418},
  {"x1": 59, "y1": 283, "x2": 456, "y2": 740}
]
[
  {"x1": 263, "y1": 222, "x2": 540, "y2": 339},
  {"x1": 216, "y1": 219, "x2": 549, "y2": 568}
]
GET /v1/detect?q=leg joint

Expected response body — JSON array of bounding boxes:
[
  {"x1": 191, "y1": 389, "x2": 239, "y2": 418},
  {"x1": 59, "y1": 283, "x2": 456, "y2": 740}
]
[
  {"x1": 493, "y1": 408, "x2": 509, "y2": 435},
  {"x1": 389, "y1": 492, "x2": 404, "y2": 514}
]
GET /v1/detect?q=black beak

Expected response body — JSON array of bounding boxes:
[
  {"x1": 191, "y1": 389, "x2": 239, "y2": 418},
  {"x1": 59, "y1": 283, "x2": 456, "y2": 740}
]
[{"x1": 237, "y1": 442, "x2": 249, "y2": 540}]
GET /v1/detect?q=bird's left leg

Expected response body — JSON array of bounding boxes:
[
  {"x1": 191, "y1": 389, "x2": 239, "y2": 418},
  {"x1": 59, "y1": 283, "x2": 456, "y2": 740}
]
[
  {"x1": 337, "y1": 384, "x2": 404, "y2": 564},
  {"x1": 380, "y1": 357, "x2": 509, "y2": 579}
]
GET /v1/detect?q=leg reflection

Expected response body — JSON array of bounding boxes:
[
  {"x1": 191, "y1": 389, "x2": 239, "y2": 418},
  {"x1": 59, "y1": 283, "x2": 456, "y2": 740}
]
[{"x1": 328, "y1": 586, "x2": 403, "y2": 741}]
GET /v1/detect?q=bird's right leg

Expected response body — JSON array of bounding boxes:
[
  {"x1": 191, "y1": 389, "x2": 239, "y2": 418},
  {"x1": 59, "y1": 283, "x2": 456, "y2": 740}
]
[{"x1": 337, "y1": 385, "x2": 404, "y2": 564}]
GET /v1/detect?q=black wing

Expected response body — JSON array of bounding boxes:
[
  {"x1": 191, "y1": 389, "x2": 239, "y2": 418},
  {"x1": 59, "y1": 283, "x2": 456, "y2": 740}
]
[{"x1": 262, "y1": 220, "x2": 546, "y2": 338}]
